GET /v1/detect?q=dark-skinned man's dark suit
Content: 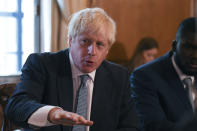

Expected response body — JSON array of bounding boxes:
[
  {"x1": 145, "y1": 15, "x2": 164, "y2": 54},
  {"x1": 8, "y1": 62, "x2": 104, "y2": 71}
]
[
  {"x1": 5, "y1": 49, "x2": 140, "y2": 131},
  {"x1": 130, "y1": 51, "x2": 194, "y2": 131}
]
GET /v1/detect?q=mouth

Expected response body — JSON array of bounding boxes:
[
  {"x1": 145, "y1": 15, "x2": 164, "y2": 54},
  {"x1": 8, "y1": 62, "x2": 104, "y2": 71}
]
[
  {"x1": 186, "y1": 61, "x2": 197, "y2": 69},
  {"x1": 85, "y1": 60, "x2": 94, "y2": 66},
  {"x1": 186, "y1": 59, "x2": 197, "y2": 68}
]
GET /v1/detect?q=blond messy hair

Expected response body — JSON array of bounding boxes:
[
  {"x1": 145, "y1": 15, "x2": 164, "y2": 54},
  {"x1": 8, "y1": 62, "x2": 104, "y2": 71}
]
[{"x1": 67, "y1": 7, "x2": 116, "y2": 46}]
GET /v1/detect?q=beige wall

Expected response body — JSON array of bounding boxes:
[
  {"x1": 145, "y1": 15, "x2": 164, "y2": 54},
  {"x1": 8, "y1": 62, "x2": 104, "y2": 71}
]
[{"x1": 89, "y1": 0, "x2": 193, "y2": 64}]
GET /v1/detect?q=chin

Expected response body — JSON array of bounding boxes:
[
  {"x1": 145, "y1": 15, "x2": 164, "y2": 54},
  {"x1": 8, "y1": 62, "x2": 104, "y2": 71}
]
[{"x1": 81, "y1": 68, "x2": 95, "y2": 73}]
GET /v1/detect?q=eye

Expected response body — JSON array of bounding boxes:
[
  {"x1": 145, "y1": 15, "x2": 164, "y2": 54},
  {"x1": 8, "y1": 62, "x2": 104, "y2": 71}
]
[
  {"x1": 96, "y1": 42, "x2": 104, "y2": 47},
  {"x1": 80, "y1": 39, "x2": 92, "y2": 46},
  {"x1": 82, "y1": 39, "x2": 91, "y2": 43}
]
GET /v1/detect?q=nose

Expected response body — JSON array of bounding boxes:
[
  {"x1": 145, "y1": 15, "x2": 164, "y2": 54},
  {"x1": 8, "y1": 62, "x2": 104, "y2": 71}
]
[{"x1": 88, "y1": 43, "x2": 96, "y2": 56}]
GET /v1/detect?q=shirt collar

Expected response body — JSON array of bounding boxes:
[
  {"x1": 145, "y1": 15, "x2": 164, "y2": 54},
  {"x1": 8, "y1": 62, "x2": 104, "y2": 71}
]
[
  {"x1": 172, "y1": 55, "x2": 194, "y2": 82},
  {"x1": 69, "y1": 52, "x2": 96, "y2": 82}
]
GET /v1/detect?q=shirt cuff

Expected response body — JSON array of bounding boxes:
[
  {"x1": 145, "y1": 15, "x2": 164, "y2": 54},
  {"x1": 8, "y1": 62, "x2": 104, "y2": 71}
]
[{"x1": 28, "y1": 105, "x2": 58, "y2": 127}]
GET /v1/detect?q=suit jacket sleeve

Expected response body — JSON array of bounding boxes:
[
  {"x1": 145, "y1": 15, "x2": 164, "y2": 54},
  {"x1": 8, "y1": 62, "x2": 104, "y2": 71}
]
[{"x1": 5, "y1": 53, "x2": 48, "y2": 128}]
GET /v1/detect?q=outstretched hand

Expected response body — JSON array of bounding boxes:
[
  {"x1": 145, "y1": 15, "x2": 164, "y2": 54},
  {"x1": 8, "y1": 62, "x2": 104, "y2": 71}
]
[{"x1": 48, "y1": 107, "x2": 93, "y2": 126}]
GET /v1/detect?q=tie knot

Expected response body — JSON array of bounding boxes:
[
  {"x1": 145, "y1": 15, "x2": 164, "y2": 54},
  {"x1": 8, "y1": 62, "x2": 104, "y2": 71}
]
[
  {"x1": 80, "y1": 75, "x2": 89, "y2": 84},
  {"x1": 183, "y1": 77, "x2": 192, "y2": 87}
]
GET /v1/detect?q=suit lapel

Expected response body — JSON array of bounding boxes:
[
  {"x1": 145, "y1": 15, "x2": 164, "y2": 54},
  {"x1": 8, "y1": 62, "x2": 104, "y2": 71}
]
[
  {"x1": 90, "y1": 63, "x2": 112, "y2": 129},
  {"x1": 162, "y1": 52, "x2": 192, "y2": 110},
  {"x1": 57, "y1": 49, "x2": 73, "y2": 112}
]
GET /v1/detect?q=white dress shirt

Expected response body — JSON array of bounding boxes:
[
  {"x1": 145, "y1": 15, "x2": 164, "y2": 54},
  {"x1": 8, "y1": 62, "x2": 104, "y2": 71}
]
[
  {"x1": 69, "y1": 53, "x2": 96, "y2": 131},
  {"x1": 28, "y1": 52, "x2": 96, "y2": 131}
]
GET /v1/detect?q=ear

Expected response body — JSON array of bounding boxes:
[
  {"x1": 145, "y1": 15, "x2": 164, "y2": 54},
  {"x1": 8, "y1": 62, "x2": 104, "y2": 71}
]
[
  {"x1": 69, "y1": 37, "x2": 72, "y2": 47},
  {"x1": 172, "y1": 40, "x2": 177, "y2": 52}
]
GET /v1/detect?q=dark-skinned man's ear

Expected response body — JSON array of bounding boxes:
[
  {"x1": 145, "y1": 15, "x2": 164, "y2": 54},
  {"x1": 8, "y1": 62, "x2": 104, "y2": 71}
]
[{"x1": 172, "y1": 40, "x2": 177, "y2": 52}]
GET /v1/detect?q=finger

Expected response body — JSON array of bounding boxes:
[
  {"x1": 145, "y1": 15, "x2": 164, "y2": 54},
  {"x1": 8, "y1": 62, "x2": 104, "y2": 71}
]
[
  {"x1": 76, "y1": 116, "x2": 94, "y2": 126},
  {"x1": 82, "y1": 120, "x2": 94, "y2": 126},
  {"x1": 86, "y1": 120, "x2": 93, "y2": 126},
  {"x1": 76, "y1": 120, "x2": 93, "y2": 126}
]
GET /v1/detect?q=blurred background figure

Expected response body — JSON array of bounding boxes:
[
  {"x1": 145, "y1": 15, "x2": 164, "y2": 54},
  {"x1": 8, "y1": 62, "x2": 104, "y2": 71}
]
[{"x1": 126, "y1": 37, "x2": 159, "y2": 73}]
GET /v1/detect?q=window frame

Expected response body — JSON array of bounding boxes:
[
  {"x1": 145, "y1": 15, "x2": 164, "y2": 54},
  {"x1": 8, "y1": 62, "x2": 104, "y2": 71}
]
[{"x1": 0, "y1": 0, "x2": 40, "y2": 75}]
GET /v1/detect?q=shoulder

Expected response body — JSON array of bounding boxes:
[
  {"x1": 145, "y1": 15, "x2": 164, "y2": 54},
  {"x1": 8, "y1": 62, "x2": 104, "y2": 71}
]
[
  {"x1": 103, "y1": 60, "x2": 128, "y2": 71},
  {"x1": 133, "y1": 52, "x2": 172, "y2": 75},
  {"x1": 99, "y1": 60, "x2": 129, "y2": 78},
  {"x1": 22, "y1": 49, "x2": 69, "y2": 72},
  {"x1": 28, "y1": 49, "x2": 68, "y2": 61},
  {"x1": 25, "y1": 49, "x2": 68, "y2": 66}
]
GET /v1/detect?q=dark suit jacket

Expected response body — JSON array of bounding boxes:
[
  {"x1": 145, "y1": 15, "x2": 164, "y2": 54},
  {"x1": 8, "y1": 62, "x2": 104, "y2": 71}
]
[
  {"x1": 5, "y1": 49, "x2": 140, "y2": 131},
  {"x1": 130, "y1": 51, "x2": 194, "y2": 131}
]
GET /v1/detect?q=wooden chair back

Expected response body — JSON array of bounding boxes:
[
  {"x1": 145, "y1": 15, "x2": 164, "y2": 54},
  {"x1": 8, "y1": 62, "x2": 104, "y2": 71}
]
[{"x1": 0, "y1": 83, "x2": 22, "y2": 131}]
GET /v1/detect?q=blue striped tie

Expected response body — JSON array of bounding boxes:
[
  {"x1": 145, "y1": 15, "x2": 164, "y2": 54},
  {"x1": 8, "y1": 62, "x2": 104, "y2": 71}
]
[{"x1": 73, "y1": 75, "x2": 89, "y2": 131}]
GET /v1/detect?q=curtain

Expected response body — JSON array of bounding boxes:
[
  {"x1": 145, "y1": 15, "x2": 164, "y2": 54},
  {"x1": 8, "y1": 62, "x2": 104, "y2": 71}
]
[{"x1": 40, "y1": 0, "x2": 52, "y2": 52}]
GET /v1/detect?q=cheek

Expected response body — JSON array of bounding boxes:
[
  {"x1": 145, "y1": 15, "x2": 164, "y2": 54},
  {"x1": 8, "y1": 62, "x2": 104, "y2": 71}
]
[
  {"x1": 97, "y1": 51, "x2": 108, "y2": 62},
  {"x1": 71, "y1": 45, "x2": 86, "y2": 58},
  {"x1": 71, "y1": 48, "x2": 83, "y2": 64},
  {"x1": 178, "y1": 50, "x2": 189, "y2": 60},
  {"x1": 72, "y1": 54, "x2": 80, "y2": 66},
  {"x1": 102, "y1": 50, "x2": 109, "y2": 58},
  {"x1": 176, "y1": 52, "x2": 188, "y2": 66},
  {"x1": 143, "y1": 53, "x2": 149, "y2": 60}
]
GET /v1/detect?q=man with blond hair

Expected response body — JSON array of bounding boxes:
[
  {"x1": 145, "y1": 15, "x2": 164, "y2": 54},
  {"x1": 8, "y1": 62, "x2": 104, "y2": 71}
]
[{"x1": 5, "y1": 8, "x2": 140, "y2": 131}]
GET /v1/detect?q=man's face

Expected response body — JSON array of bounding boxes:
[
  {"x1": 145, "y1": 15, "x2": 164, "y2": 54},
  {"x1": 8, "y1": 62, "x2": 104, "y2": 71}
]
[
  {"x1": 69, "y1": 29, "x2": 110, "y2": 73},
  {"x1": 174, "y1": 32, "x2": 197, "y2": 75}
]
